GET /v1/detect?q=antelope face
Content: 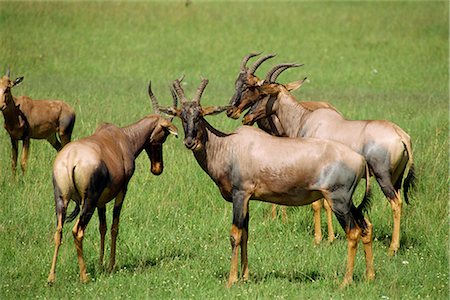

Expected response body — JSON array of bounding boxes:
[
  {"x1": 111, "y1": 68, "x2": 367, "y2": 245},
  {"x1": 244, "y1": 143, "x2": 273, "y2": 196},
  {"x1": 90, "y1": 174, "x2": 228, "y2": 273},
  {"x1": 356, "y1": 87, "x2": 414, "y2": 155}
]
[
  {"x1": 0, "y1": 74, "x2": 23, "y2": 111},
  {"x1": 227, "y1": 53, "x2": 276, "y2": 119},
  {"x1": 146, "y1": 117, "x2": 178, "y2": 175},
  {"x1": 159, "y1": 78, "x2": 229, "y2": 151},
  {"x1": 242, "y1": 95, "x2": 273, "y2": 126},
  {"x1": 0, "y1": 76, "x2": 11, "y2": 111},
  {"x1": 180, "y1": 102, "x2": 203, "y2": 150},
  {"x1": 227, "y1": 72, "x2": 265, "y2": 119}
]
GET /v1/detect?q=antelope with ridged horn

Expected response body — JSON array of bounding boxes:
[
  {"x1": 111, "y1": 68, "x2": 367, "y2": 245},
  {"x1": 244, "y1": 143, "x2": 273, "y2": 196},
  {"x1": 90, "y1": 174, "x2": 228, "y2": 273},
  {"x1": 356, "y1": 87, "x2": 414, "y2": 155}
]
[
  {"x1": 239, "y1": 59, "x2": 415, "y2": 256},
  {"x1": 0, "y1": 67, "x2": 76, "y2": 174},
  {"x1": 47, "y1": 82, "x2": 177, "y2": 284},
  {"x1": 227, "y1": 54, "x2": 338, "y2": 242},
  {"x1": 159, "y1": 76, "x2": 375, "y2": 288}
]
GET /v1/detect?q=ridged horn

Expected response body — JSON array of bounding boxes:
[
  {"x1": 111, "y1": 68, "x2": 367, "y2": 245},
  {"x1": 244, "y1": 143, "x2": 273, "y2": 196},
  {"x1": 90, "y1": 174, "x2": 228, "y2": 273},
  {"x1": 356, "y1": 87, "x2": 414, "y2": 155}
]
[
  {"x1": 148, "y1": 81, "x2": 161, "y2": 114},
  {"x1": 173, "y1": 79, "x2": 188, "y2": 104},
  {"x1": 6, "y1": 66, "x2": 10, "y2": 78},
  {"x1": 169, "y1": 86, "x2": 178, "y2": 108},
  {"x1": 240, "y1": 52, "x2": 262, "y2": 71},
  {"x1": 265, "y1": 63, "x2": 303, "y2": 83},
  {"x1": 248, "y1": 53, "x2": 276, "y2": 74},
  {"x1": 193, "y1": 77, "x2": 209, "y2": 104}
]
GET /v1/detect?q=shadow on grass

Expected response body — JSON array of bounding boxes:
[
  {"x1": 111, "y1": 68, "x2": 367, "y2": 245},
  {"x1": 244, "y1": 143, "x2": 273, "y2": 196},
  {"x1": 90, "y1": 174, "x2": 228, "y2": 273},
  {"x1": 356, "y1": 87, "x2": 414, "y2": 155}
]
[
  {"x1": 89, "y1": 249, "x2": 194, "y2": 277},
  {"x1": 214, "y1": 269, "x2": 324, "y2": 284},
  {"x1": 373, "y1": 229, "x2": 422, "y2": 253}
]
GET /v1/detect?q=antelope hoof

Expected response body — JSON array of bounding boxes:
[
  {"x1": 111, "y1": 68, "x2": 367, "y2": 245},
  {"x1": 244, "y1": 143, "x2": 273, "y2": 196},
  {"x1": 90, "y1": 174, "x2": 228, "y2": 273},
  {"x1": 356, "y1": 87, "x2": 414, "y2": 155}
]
[
  {"x1": 327, "y1": 236, "x2": 335, "y2": 244},
  {"x1": 226, "y1": 277, "x2": 238, "y2": 288},
  {"x1": 366, "y1": 271, "x2": 376, "y2": 282},
  {"x1": 313, "y1": 236, "x2": 322, "y2": 246},
  {"x1": 339, "y1": 277, "x2": 353, "y2": 289},
  {"x1": 47, "y1": 274, "x2": 56, "y2": 285},
  {"x1": 80, "y1": 274, "x2": 90, "y2": 284},
  {"x1": 107, "y1": 264, "x2": 115, "y2": 273},
  {"x1": 388, "y1": 247, "x2": 398, "y2": 257}
]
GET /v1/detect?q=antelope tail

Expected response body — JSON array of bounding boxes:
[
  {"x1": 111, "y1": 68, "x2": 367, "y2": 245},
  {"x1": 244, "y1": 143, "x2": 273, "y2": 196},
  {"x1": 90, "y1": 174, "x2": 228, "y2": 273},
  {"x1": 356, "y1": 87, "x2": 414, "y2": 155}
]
[
  {"x1": 65, "y1": 166, "x2": 80, "y2": 223},
  {"x1": 394, "y1": 124, "x2": 416, "y2": 205},
  {"x1": 357, "y1": 163, "x2": 373, "y2": 215}
]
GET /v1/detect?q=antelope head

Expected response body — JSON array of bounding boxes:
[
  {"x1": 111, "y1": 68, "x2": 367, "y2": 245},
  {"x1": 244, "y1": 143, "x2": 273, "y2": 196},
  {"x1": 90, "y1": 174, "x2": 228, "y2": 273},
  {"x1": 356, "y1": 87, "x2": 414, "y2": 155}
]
[
  {"x1": 226, "y1": 53, "x2": 305, "y2": 119},
  {"x1": 147, "y1": 81, "x2": 178, "y2": 175},
  {"x1": 0, "y1": 67, "x2": 23, "y2": 111},
  {"x1": 226, "y1": 52, "x2": 278, "y2": 119},
  {"x1": 159, "y1": 77, "x2": 229, "y2": 150}
]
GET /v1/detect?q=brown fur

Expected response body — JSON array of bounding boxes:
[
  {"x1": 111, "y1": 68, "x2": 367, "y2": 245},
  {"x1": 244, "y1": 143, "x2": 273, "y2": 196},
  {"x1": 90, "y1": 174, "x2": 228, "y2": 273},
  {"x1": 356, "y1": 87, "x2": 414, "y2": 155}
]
[
  {"x1": 241, "y1": 80, "x2": 414, "y2": 255},
  {"x1": 47, "y1": 111, "x2": 177, "y2": 284},
  {"x1": 163, "y1": 78, "x2": 374, "y2": 288},
  {"x1": 0, "y1": 74, "x2": 75, "y2": 173}
]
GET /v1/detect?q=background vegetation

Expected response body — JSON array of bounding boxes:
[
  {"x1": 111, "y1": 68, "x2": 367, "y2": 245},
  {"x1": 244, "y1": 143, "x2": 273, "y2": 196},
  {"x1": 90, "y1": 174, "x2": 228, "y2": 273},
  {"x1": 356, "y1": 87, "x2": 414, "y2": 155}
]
[{"x1": 0, "y1": 1, "x2": 448, "y2": 299}]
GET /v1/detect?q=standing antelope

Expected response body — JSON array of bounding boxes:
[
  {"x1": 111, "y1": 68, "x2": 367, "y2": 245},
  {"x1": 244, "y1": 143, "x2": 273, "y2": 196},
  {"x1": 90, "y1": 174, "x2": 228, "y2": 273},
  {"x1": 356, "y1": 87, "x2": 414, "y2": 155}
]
[
  {"x1": 47, "y1": 82, "x2": 177, "y2": 284},
  {"x1": 227, "y1": 53, "x2": 415, "y2": 255},
  {"x1": 227, "y1": 53, "x2": 338, "y2": 244},
  {"x1": 158, "y1": 77, "x2": 374, "y2": 288},
  {"x1": 0, "y1": 68, "x2": 76, "y2": 173}
]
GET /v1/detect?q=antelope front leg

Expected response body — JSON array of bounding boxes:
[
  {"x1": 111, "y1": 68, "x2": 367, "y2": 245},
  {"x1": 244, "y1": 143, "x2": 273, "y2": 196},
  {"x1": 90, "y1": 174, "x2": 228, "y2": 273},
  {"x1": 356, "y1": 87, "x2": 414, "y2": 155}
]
[
  {"x1": 388, "y1": 191, "x2": 402, "y2": 256},
  {"x1": 311, "y1": 200, "x2": 323, "y2": 245},
  {"x1": 227, "y1": 190, "x2": 250, "y2": 288},
  {"x1": 108, "y1": 190, "x2": 126, "y2": 273},
  {"x1": 240, "y1": 205, "x2": 250, "y2": 282},
  {"x1": 97, "y1": 206, "x2": 107, "y2": 270},
  {"x1": 20, "y1": 137, "x2": 30, "y2": 173},
  {"x1": 228, "y1": 224, "x2": 241, "y2": 288},
  {"x1": 10, "y1": 137, "x2": 18, "y2": 174}
]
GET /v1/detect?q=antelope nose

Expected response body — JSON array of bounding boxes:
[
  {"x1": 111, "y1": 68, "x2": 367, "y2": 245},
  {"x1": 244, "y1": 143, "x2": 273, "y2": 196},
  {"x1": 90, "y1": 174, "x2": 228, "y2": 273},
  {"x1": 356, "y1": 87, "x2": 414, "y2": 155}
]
[{"x1": 184, "y1": 137, "x2": 195, "y2": 149}]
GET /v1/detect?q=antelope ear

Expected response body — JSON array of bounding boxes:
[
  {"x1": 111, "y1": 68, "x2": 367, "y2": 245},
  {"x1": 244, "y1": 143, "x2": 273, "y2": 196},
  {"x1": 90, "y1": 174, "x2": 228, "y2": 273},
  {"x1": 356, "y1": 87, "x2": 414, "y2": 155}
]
[
  {"x1": 160, "y1": 107, "x2": 180, "y2": 117},
  {"x1": 202, "y1": 105, "x2": 230, "y2": 116},
  {"x1": 256, "y1": 79, "x2": 265, "y2": 86},
  {"x1": 12, "y1": 76, "x2": 24, "y2": 87},
  {"x1": 161, "y1": 119, "x2": 178, "y2": 137},
  {"x1": 284, "y1": 77, "x2": 307, "y2": 92}
]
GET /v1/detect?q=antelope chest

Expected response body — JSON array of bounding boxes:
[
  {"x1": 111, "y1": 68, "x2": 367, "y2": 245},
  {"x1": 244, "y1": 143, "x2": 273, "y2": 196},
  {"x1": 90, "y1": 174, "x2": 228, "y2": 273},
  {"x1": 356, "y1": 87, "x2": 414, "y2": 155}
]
[{"x1": 4, "y1": 118, "x2": 27, "y2": 140}]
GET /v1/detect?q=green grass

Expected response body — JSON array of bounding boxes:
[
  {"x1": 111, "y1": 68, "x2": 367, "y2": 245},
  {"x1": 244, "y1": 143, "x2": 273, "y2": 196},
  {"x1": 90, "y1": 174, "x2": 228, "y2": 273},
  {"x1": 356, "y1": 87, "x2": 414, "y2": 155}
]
[{"x1": 0, "y1": 1, "x2": 448, "y2": 299}]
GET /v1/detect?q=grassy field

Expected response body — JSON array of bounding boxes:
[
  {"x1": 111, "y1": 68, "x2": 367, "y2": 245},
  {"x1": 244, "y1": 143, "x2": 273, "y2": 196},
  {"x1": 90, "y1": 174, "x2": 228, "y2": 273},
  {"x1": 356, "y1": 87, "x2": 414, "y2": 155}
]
[{"x1": 0, "y1": 1, "x2": 448, "y2": 299}]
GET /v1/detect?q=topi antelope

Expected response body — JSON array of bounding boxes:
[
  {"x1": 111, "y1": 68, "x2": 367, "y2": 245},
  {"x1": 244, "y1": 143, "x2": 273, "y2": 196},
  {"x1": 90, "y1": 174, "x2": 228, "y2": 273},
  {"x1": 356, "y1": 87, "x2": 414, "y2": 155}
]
[
  {"x1": 47, "y1": 82, "x2": 177, "y2": 284},
  {"x1": 228, "y1": 53, "x2": 415, "y2": 255},
  {"x1": 158, "y1": 77, "x2": 374, "y2": 288},
  {"x1": 227, "y1": 53, "x2": 339, "y2": 243},
  {"x1": 0, "y1": 68, "x2": 76, "y2": 174}
]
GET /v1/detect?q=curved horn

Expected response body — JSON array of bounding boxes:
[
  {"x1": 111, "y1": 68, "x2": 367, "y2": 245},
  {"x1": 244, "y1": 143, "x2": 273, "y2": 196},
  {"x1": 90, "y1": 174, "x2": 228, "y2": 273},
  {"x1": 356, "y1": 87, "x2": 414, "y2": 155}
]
[
  {"x1": 240, "y1": 52, "x2": 262, "y2": 71},
  {"x1": 173, "y1": 79, "x2": 188, "y2": 104},
  {"x1": 248, "y1": 53, "x2": 276, "y2": 74},
  {"x1": 6, "y1": 66, "x2": 10, "y2": 78},
  {"x1": 193, "y1": 77, "x2": 209, "y2": 104},
  {"x1": 265, "y1": 63, "x2": 303, "y2": 82},
  {"x1": 170, "y1": 86, "x2": 178, "y2": 108},
  {"x1": 271, "y1": 63, "x2": 304, "y2": 82},
  {"x1": 148, "y1": 81, "x2": 161, "y2": 114}
]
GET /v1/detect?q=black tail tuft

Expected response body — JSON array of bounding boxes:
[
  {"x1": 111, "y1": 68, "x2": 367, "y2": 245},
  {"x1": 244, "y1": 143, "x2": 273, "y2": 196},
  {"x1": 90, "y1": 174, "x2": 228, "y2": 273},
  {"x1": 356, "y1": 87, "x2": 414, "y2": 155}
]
[
  {"x1": 358, "y1": 185, "x2": 373, "y2": 215},
  {"x1": 65, "y1": 203, "x2": 80, "y2": 223},
  {"x1": 403, "y1": 164, "x2": 416, "y2": 205}
]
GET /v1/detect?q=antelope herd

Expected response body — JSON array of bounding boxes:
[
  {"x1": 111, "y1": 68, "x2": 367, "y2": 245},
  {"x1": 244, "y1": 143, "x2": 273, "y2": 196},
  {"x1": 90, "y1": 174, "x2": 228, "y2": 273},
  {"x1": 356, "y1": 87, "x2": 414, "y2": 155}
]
[{"x1": 0, "y1": 53, "x2": 415, "y2": 288}]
